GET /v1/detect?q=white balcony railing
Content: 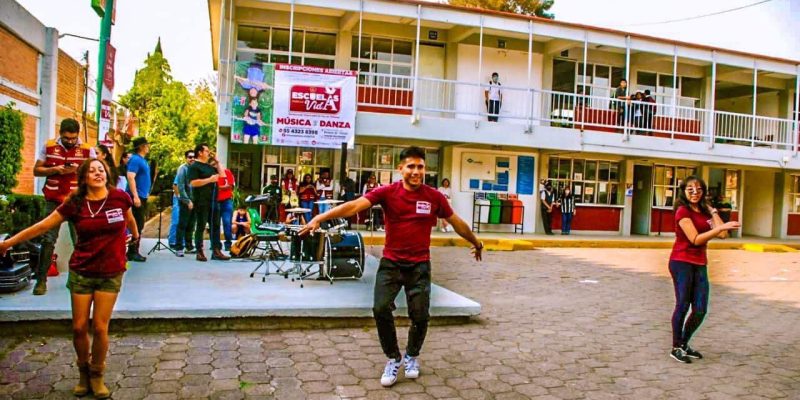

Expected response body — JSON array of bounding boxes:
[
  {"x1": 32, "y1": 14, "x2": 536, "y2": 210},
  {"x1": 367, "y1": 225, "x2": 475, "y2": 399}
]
[{"x1": 356, "y1": 72, "x2": 799, "y2": 151}]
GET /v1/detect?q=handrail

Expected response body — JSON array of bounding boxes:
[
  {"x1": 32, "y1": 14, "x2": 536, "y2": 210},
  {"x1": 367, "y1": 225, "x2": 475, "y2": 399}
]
[{"x1": 355, "y1": 72, "x2": 796, "y2": 150}]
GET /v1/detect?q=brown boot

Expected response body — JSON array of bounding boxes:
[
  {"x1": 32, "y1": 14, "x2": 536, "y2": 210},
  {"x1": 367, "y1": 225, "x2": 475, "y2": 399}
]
[
  {"x1": 72, "y1": 361, "x2": 90, "y2": 396},
  {"x1": 211, "y1": 249, "x2": 230, "y2": 261},
  {"x1": 196, "y1": 249, "x2": 208, "y2": 262},
  {"x1": 89, "y1": 363, "x2": 110, "y2": 399}
]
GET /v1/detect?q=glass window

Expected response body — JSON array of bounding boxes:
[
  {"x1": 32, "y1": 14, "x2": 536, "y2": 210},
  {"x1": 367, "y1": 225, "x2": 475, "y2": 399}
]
[
  {"x1": 303, "y1": 32, "x2": 336, "y2": 55},
  {"x1": 361, "y1": 145, "x2": 377, "y2": 168},
  {"x1": 304, "y1": 58, "x2": 334, "y2": 68},
  {"x1": 547, "y1": 157, "x2": 621, "y2": 204},
  {"x1": 378, "y1": 146, "x2": 394, "y2": 168},
  {"x1": 638, "y1": 71, "x2": 657, "y2": 87},
  {"x1": 281, "y1": 147, "x2": 297, "y2": 165},
  {"x1": 236, "y1": 51, "x2": 270, "y2": 63},
  {"x1": 351, "y1": 36, "x2": 414, "y2": 86},
  {"x1": 372, "y1": 38, "x2": 393, "y2": 61},
  {"x1": 611, "y1": 67, "x2": 625, "y2": 87},
  {"x1": 237, "y1": 26, "x2": 269, "y2": 50},
  {"x1": 548, "y1": 158, "x2": 559, "y2": 179},
  {"x1": 681, "y1": 77, "x2": 702, "y2": 98},
  {"x1": 653, "y1": 165, "x2": 696, "y2": 207}
]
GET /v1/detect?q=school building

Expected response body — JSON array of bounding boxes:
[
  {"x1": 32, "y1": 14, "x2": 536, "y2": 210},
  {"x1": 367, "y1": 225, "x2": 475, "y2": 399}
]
[{"x1": 207, "y1": 0, "x2": 800, "y2": 239}]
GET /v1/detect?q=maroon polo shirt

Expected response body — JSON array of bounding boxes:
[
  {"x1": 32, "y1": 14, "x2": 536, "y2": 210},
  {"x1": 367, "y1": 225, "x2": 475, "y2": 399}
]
[
  {"x1": 670, "y1": 205, "x2": 712, "y2": 266},
  {"x1": 364, "y1": 181, "x2": 454, "y2": 264}
]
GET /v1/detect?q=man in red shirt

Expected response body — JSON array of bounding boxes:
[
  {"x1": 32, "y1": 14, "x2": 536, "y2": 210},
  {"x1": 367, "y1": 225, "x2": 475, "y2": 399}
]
[{"x1": 302, "y1": 146, "x2": 483, "y2": 387}]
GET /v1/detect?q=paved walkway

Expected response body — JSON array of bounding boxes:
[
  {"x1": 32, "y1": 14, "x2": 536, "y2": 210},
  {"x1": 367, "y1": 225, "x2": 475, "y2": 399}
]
[{"x1": 2, "y1": 247, "x2": 798, "y2": 399}]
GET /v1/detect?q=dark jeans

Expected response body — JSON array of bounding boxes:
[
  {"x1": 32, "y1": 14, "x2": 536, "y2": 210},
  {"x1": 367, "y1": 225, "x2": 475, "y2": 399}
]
[
  {"x1": 669, "y1": 260, "x2": 709, "y2": 348},
  {"x1": 37, "y1": 201, "x2": 76, "y2": 283},
  {"x1": 487, "y1": 100, "x2": 501, "y2": 122},
  {"x1": 373, "y1": 258, "x2": 432, "y2": 359},
  {"x1": 131, "y1": 198, "x2": 148, "y2": 242},
  {"x1": 219, "y1": 199, "x2": 234, "y2": 249},
  {"x1": 194, "y1": 200, "x2": 221, "y2": 251},
  {"x1": 175, "y1": 201, "x2": 196, "y2": 251},
  {"x1": 540, "y1": 207, "x2": 553, "y2": 234},
  {"x1": 561, "y1": 212, "x2": 573, "y2": 234}
]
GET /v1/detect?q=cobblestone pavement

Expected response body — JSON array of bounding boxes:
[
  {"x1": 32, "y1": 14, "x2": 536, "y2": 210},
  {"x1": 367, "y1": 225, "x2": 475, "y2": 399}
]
[{"x1": 1, "y1": 248, "x2": 799, "y2": 399}]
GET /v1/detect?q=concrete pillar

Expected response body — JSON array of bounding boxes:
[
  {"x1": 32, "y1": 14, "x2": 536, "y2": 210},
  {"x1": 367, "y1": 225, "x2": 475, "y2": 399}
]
[
  {"x1": 216, "y1": 0, "x2": 236, "y2": 165},
  {"x1": 335, "y1": 32, "x2": 353, "y2": 70},
  {"x1": 36, "y1": 27, "x2": 59, "y2": 195},
  {"x1": 775, "y1": 172, "x2": 791, "y2": 239},
  {"x1": 621, "y1": 159, "x2": 634, "y2": 236}
]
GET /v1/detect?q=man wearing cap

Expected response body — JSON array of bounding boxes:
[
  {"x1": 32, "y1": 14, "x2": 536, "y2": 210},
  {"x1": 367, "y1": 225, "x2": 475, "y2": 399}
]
[
  {"x1": 126, "y1": 137, "x2": 151, "y2": 262},
  {"x1": 32, "y1": 118, "x2": 96, "y2": 295}
]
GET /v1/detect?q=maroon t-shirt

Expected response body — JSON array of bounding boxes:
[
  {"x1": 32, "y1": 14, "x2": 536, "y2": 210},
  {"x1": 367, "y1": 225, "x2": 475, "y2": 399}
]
[
  {"x1": 669, "y1": 205, "x2": 712, "y2": 266},
  {"x1": 57, "y1": 188, "x2": 132, "y2": 278},
  {"x1": 364, "y1": 181, "x2": 454, "y2": 263}
]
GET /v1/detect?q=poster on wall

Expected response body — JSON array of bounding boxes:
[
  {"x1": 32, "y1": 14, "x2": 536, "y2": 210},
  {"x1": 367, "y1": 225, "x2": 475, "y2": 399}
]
[
  {"x1": 272, "y1": 64, "x2": 357, "y2": 148},
  {"x1": 231, "y1": 62, "x2": 275, "y2": 145},
  {"x1": 230, "y1": 63, "x2": 357, "y2": 148},
  {"x1": 516, "y1": 156, "x2": 534, "y2": 195}
]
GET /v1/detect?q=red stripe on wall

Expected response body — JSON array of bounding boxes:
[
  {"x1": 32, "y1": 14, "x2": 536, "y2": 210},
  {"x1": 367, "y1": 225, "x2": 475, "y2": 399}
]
[
  {"x1": 551, "y1": 206, "x2": 621, "y2": 231},
  {"x1": 788, "y1": 214, "x2": 800, "y2": 236}
]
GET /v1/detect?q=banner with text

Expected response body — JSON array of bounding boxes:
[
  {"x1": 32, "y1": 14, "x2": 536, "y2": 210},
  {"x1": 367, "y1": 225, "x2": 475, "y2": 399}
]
[{"x1": 271, "y1": 64, "x2": 357, "y2": 148}]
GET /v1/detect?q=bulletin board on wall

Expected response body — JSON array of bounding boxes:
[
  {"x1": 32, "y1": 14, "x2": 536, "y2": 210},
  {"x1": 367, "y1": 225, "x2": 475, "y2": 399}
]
[{"x1": 461, "y1": 152, "x2": 514, "y2": 193}]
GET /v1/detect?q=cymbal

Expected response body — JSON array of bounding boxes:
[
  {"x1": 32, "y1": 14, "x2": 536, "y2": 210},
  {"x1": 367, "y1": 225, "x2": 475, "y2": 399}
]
[
  {"x1": 286, "y1": 207, "x2": 311, "y2": 213},
  {"x1": 314, "y1": 199, "x2": 344, "y2": 204}
]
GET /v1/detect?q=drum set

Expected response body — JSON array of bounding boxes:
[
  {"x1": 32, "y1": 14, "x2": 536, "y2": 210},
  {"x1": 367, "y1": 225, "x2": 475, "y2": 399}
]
[{"x1": 244, "y1": 197, "x2": 365, "y2": 288}]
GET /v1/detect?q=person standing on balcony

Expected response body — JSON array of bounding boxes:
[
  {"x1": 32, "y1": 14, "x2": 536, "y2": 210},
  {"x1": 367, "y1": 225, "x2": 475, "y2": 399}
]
[
  {"x1": 540, "y1": 181, "x2": 556, "y2": 235},
  {"x1": 643, "y1": 89, "x2": 657, "y2": 135},
  {"x1": 299, "y1": 146, "x2": 483, "y2": 388},
  {"x1": 614, "y1": 79, "x2": 630, "y2": 128},
  {"x1": 485, "y1": 72, "x2": 502, "y2": 122},
  {"x1": 667, "y1": 176, "x2": 740, "y2": 364}
]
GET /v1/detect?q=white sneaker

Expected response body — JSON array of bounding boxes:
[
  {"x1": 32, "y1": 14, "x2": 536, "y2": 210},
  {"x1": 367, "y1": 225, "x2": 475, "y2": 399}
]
[
  {"x1": 380, "y1": 358, "x2": 403, "y2": 387},
  {"x1": 403, "y1": 354, "x2": 419, "y2": 379},
  {"x1": 176, "y1": 249, "x2": 184, "y2": 257}
]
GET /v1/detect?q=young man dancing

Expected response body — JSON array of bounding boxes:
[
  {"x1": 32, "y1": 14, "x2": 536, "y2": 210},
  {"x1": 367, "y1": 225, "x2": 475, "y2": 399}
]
[{"x1": 301, "y1": 146, "x2": 483, "y2": 386}]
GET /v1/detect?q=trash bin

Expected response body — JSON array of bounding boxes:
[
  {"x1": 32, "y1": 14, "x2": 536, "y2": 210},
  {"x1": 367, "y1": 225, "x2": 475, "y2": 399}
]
[
  {"x1": 476, "y1": 199, "x2": 491, "y2": 223},
  {"x1": 500, "y1": 200, "x2": 513, "y2": 224},
  {"x1": 488, "y1": 195, "x2": 502, "y2": 224},
  {"x1": 510, "y1": 199, "x2": 524, "y2": 224}
]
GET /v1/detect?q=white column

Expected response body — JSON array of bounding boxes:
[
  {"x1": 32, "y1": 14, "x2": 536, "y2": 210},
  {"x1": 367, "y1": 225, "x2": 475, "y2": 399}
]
[
  {"x1": 624, "y1": 35, "x2": 631, "y2": 141},
  {"x1": 581, "y1": 31, "x2": 588, "y2": 132},
  {"x1": 288, "y1": 0, "x2": 295, "y2": 64},
  {"x1": 751, "y1": 61, "x2": 758, "y2": 147},
  {"x1": 357, "y1": 0, "x2": 363, "y2": 73},
  {"x1": 412, "y1": 4, "x2": 422, "y2": 117},
  {"x1": 709, "y1": 51, "x2": 717, "y2": 148},
  {"x1": 671, "y1": 45, "x2": 677, "y2": 141},
  {"x1": 526, "y1": 20, "x2": 533, "y2": 130},
  {"x1": 794, "y1": 65, "x2": 800, "y2": 155},
  {"x1": 478, "y1": 17, "x2": 484, "y2": 94}
]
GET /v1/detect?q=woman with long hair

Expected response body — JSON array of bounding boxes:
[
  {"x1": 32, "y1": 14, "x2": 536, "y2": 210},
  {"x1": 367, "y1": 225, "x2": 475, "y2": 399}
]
[
  {"x1": 297, "y1": 173, "x2": 317, "y2": 223},
  {"x1": 96, "y1": 144, "x2": 118, "y2": 185},
  {"x1": 668, "y1": 176, "x2": 740, "y2": 363},
  {"x1": 437, "y1": 178, "x2": 453, "y2": 232},
  {"x1": 0, "y1": 158, "x2": 139, "y2": 398},
  {"x1": 117, "y1": 151, "x2": 131, "y2": 190}
]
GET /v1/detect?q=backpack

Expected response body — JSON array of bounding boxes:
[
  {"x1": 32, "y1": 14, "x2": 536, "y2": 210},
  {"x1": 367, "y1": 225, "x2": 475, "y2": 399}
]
[{"x1": 230, "y1": 234, "x2": 258, "y2": 258}]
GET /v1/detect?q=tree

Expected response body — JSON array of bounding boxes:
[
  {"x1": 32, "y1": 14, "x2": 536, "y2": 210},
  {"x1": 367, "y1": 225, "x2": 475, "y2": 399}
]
[
  {"x1": 448, "y1": 0, "x2": 555, "y2": 19},
  {"x1": 118, "y1": 39, "x2": 218, "y2": 191},
  {"x1": 0, "y1": 104, "x2": 24, "y2": 194}
]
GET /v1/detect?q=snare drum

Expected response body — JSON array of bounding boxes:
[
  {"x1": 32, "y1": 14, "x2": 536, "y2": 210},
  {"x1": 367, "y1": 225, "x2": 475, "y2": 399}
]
[
  {"x1": 320, "y1": 218, "x2": 348, "y2": 231},
  {"x1": 324, "y1": 231, "x2": 364, "y2": 279},
  {"x1": 288, "y1": 229, "x2": 324, "y2": 262}
]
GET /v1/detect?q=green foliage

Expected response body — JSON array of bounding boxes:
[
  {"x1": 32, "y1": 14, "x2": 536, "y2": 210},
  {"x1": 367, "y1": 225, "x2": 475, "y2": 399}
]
[
  {"x1": 118, "y1": 41, "x2": 218, "y2": 184},
  {"x1": 0, "y1": 194, "x2": 47, "y2": 235},
  {"x1": 0, "y1": 104, "x2": 25, "y2": 194},
  {"x1": 448, "y1": 0, "x2": 555, "y2": 18}
]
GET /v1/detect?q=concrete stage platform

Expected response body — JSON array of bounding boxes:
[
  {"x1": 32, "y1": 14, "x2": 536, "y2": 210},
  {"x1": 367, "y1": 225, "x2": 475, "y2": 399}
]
[{"x1": 0, "y1": 239, "x2": 480, "y2": 330}]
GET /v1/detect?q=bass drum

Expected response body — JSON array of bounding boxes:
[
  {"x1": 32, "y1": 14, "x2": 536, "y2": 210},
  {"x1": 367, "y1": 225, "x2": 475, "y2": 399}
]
[{"x1": 324, "y1": 231, "x2": 364, "y2": 279}]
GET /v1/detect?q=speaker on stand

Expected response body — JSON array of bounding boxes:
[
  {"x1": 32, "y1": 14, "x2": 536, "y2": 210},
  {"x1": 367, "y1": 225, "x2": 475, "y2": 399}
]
[{"x1": 148, "y1": 191, "x2": 176, "y2": 255}]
